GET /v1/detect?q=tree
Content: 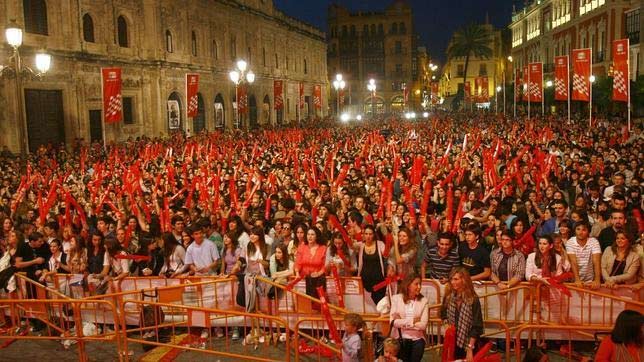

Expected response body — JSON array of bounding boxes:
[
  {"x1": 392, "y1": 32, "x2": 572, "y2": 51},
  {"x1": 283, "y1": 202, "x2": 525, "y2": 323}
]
[{"x1": 447, "y1": 24, "x2": 493, "y2": 108}]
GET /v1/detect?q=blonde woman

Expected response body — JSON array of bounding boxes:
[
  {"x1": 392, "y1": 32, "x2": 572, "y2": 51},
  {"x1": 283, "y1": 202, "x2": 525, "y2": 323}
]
[{"x1": 440, "y1": 267, "x2": 484, "y2": 362}]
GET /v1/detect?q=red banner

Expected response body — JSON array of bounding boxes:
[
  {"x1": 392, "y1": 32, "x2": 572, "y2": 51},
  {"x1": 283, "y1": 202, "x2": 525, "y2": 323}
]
[
  {"x1": 612, "y1": 39, "x2": 629, "y2": 102},
  {"x1": 299, "y1": 82, "x2": 304, "y2": 110},
  {"x1": 528, "y1": 62, "x2": 543, "y2": 102},
  {"x1": 481, "y1": 76, "x2": 489, "y2": 101},
  {"x1": 515, "y1": 69, "x2": 522, "y2": 101},
  {"x1": 313, "y1": 85, "x2": 321, "y2": 109},
  {"x1": 554, "y1": 56, "x2": 569, "y2": 101},
  {"x1": 572, "y1": 48, "x2": 591, "y2": 102},
  {"x1": 339, "y1": 89, "x2": 345, "y2": 109},
  {"x1": 464, "y1": 81, "x2": 471, "y2": 101},
  {"x1": 101, "y1": 67, "x2": 122, "y2": 123},
  {"x1": 274, "y1": 80, "x2": 283, "y2": 110},
  {"x1": 522, "y1": 65, "x2": 529, "y2": 101},
  {"x1": 237, "y1": 86, "x2": 248, "y2": 114},
  {"x1": 431, "y1": 82, "x2": 438, "y2": 104},
  {"x1": 186, "y1": 73, "x2": 199, "y2": 118}
]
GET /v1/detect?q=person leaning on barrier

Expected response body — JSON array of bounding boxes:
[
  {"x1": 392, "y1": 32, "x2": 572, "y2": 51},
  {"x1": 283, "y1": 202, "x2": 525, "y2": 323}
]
[
  {"x1": 389, "y1": 273, "x2": 428, "y2": 362},
  {"x1": 14, "y1": 231, "x2": 50, "y2": 284},
  {"x1": 490, "y1": 230, "x2": 526, "y2": 290},
  {"x1": 601, "y1": 229, "x2": 640, "y2": 287},
  {"x1": 441, "y1": 266, "x2": 484, "y2": 362}
]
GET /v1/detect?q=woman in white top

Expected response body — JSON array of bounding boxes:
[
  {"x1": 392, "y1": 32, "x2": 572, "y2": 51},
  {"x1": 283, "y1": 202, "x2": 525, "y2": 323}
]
[
  {"x1": 160, "y1": 232, "x2": 186, "y2": 278},
  {"x1": 389, "y1": 273, "x2": 428, "y2": 362},
  {"x1": 242, "y1": 227, "x2": 269, "y2": 276},
  {"x1": 526, "y1": 235, "x2": 566, "y2": 282},
  {"x1": 95, "y1": 238, "x2": 130, "y2": 285}
]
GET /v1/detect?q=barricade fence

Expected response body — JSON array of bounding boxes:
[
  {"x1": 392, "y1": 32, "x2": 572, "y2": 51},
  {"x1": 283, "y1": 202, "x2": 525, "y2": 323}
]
[{"x1": 0, "y1": 273, "x2": 641, "y2": 361}]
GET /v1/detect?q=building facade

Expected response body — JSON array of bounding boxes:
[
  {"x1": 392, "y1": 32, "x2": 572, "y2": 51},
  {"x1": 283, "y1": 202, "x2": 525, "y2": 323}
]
[
  {"x1": 0, "y1": 0, "x2": 328, "y2": 153},
  {"x1": 327, "y1": 1, "x2": 421, "y2": 116},
  {"x1": 509, "y1": 0, "x2": 640, "y2": 82},
  {"x1": 441, "y1": 23, "x2": 507, "y2": 109}
]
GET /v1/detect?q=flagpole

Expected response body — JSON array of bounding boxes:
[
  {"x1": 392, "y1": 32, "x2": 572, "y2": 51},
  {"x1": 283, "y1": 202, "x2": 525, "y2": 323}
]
[
  {"x1": 100, "y1": 67, "x2": 107, "y2": 151},
  {"x1": 541, "y1": 62, "x2": 545, "y2": 116},
  {"x1": 627, "y1": 39, "x2": 631, "y2": 132},
  {"x1": 567, "y1": 55, "x2": 571, "y2": 124},
  {"x1": 589, "y1": 47, "x2": 593, "y2": 128}
]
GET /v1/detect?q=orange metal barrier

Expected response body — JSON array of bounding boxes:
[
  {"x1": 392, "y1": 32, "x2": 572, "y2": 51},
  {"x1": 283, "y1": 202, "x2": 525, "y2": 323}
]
[
  {"x1": 0, "y1": 297, "x2": 123, "y2": 362},
  {"x1": 120, "y1": 299, "x2": 291, "y2": 361},
  {"x1": 513, "y1": 324, "x2": 613, "y2": 361}
]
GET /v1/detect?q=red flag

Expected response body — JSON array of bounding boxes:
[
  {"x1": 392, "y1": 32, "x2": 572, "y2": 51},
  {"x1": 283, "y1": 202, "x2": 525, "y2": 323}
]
[
  {"x1": 528, "y1": 62, "x2": 543, "y2": 102},
  {"x1": 274, "y1": 80, "x2": 284, "y2": 110},
  {"x1": 313, "y1": 85, "x2": 321, "y2": 109},
  {"x1": 554, "y1": 55, "x2": 569, "y2": 101},
  {"x1": 298, "y1": 82, "x2": 304, "y2": 110},
  {"x1": 339, "y1": 89, "x2": 345, "y2": 109},
  {"x1": 237, "y1": 86, "x2": 248, "y2": 114},
  {"x1": 612, "y1": 39, "x2": 629, "y2": 102},
  {"x1": 474, "y1": 77, "x2": 483, "y2": 102},
  {"x1": 572, "y1": 48, "x2": 591, "y2": 102},
  {"x1": 186, "y1": 73, "x2": 200, "y2": 118},
  {"x1": 101, "y1": 67, "x2": 122, "y2": 123},
  {"x1": 481, "y1": 76, "x2": 489, "y2": 101},
  {"x1": 522, "y1": 65, "x2": 529, "y2": 101}
]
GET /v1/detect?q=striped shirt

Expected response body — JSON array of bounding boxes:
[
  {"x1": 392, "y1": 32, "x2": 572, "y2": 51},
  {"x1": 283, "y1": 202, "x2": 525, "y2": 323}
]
[
  {"x1": 565, "y1": 237, "x2": 601, "y2": 282},
  {"x1": 424, "y1": 246, "x2": 461, "y2": 279}
]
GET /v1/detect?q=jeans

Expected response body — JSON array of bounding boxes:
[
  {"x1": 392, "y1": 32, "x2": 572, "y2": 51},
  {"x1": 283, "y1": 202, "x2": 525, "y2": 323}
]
[{"x1": 400, "y1": 338, "x2": 425, "y2": 362}]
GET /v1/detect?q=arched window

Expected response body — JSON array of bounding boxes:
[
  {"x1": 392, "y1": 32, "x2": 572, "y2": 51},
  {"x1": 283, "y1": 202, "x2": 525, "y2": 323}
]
[
  {"x1": 230, "y1": 36, "x2": 236, "y2": 60},
  {"x1": 23, "y1": 0, "x2": 48, "y2": 35},
  {"x1": 391, "y1": 23, "x2": 398, "y2": 34},
  {"x1": 275, "y1": 53, "x2": 279, "y2": 68},
  {"x1": 165, "y1": 30, "x2": 173, "y2": 53},
  {"x1": 304, "y1": 59, "x2": 307, "y2": 74},
  {"x1": 117, "y1": 15, "x2": 128, "y2": 47},
  {"x1": 399, "y1": 22, "x2": 406, "y2": 34},
  {"x1": 370, "y1": 24, "x2": 376, "y2": 35},
  {"x1": 378, "y1": 24, "x2": 384, "y2": 35},
  {"x1": 191, "y1": 31, "x2": 197, "y2": 56},
  {"x1": 262, "y1": 47, "x2": 266, "y2": 66},
  {"x1": 82, "y1": 13, "x2": 94, "y2": 42}
]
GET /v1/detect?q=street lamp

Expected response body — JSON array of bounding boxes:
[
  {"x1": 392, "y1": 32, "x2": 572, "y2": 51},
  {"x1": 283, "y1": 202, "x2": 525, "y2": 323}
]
[
  {"x1": 229, "y1": 59, "x2": 254, "y2": 129},
  {"x1": 545, "y1": 80, "x2": 553, "y2": 88},
  {"x1": 495, "y1": 86, "x2": 502, "y2": 113},
  {"x1": 1, "y1": 20, "x2": 52, "y2": 154},
  {"x1": 507, "y1": 55, "x2": 514, "y2": 117},
  {"x1": 332, "y1": 74, "x2": 346, "y2": 117},
  {"x1": 367, "y1": 78, "x2": 376, "y2": 118}
]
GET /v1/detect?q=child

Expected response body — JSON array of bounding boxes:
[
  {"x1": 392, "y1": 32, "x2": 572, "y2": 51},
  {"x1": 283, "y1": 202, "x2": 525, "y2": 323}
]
[
  {"x1": 376, "y1": 338, "x2": 402, "y2": 362},
  {"x1": 342, "y1": 313, "x2": 364, "y2": 362}
]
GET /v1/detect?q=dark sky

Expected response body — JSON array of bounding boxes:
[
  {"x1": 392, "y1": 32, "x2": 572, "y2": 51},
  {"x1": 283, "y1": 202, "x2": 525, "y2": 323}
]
[{"x1": 273, "y1": 0, "x2": 518, "y2": 63}]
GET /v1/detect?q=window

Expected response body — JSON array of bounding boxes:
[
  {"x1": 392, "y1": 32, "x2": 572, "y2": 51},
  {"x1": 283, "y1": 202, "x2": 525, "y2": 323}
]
[
  {"x1": 304, "y1": 59, "x2": 307, "y2": 74},
  {"x1": 123, "y1": 97, "x2": 134, "y2": 124},
  {"x1": 191, "y1": 31, "x2": 197, "y2": 56},
  {"x1": 371, "y1": 24, "x2": 376, "y2": 35},
  {"x1": 82, "y1": 13, "x2": 94, "y2": 42},
  {"x1": 275, "y1": 53, "x2": 279, "y2": 68},
  {"x1": 395, "y1": 64, "x2": 402, "y2": 74},
  {"x1": 117, "y1": 16, "x2": 128, "y2": 47},
  {"x1": 399, "y1": 22, "x2": 406, "y2": 34},
  {"x1": 378, "y1": 24, "x2": 384, "y2": 35},
  {"x1": 212, "y1": 40, "x2": 218, "y2": 59},
  {"x1": 23, "y1": 0, "x2": 48, "y2": 35},
  {"x1": 247, "y1": 47, "x2": 251, "y2": 63},
  {"x1": 350, "y1": 25, "x2": 356, "y2": 36},
  {"x1": 395, "y1": 41, "x2": 402, "y2": 54},
  {"x1": 479, "y1": 63, "x2": 487, "y2": 76},
  {"x1": 230, "y1": 37, "x2": 236, "y2": 60},
  {"x1": 363, "y1": 25, "x2": 368, "y2": 36},
  {"x1": 165, "y1": 30, "x2": 173, "y2": 53},
  {"x1": 342, "y1": 25, "x2": 347, "y2": 37},
  {"x1": 286, "y1": 56, "x2": 289, "y2": 70},
  {"x1": 391, "y1": 23, "x2": 398, "y2": 34},
  {"x1": 457, "y1": 64, "x2": 464, "y2": 76}
]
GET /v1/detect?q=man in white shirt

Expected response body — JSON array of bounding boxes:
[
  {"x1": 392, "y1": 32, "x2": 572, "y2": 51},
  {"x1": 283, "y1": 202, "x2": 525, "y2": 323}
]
[
  {"x1": 185, "y1": 224, "x2": 220, "y2": 276},
  {"x1": 566, "y1": 221, "x2": 602, "y2": 289}
]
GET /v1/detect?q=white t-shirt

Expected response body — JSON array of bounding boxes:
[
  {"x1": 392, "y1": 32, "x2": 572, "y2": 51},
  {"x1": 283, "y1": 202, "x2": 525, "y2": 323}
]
[
  {"x1": 103, "y1": 251, "x2": 130, "y2": 276},
  {"x1": 185, "y1": 239, "x2": 220, "y2": 272},
  {"x1": 565, "y1": 237, "x2": 601, "y2": 282}
]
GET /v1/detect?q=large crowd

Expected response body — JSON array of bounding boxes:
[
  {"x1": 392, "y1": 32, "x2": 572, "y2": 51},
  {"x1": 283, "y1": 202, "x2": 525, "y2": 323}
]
[{"x1": 0, "y1": 112, "x2": 642, "y2": 361}]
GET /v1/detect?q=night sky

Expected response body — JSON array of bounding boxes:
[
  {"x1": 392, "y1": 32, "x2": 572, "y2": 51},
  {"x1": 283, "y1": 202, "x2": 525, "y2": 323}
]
[{"x1": 273, "y1": 0, "x2": 520, "y2": 64}]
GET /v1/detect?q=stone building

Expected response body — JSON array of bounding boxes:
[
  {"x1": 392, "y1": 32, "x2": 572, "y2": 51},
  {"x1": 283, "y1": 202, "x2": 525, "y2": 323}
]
[
  {"x1": 326, "y1": 1, "x2": 422, "y2": 116},
  {"x1": 509, "y1": 0, "x2": 639, "y2": 81},
  {"x1": 0, "y1": 0, "x2": 328, "y2": 153}
]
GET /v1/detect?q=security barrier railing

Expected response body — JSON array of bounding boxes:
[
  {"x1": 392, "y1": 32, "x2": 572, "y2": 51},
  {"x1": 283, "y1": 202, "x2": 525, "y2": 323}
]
[{"x1": 1, "y1": 274, "x2": 641, "y2": 361}]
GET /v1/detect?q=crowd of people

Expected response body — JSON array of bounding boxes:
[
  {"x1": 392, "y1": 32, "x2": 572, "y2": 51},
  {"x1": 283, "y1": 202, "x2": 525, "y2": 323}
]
[{"x1": 0, "y1": 112, "x2": 642, "y2": 360}]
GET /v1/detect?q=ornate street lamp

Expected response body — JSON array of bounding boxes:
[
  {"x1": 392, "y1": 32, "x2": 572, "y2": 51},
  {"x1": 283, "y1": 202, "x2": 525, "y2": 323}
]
[
  {"x1": 229, "y1": 60, "x2": 254, "y2": 129},
  {"x1": 332, "y1": 74, "x2": 345, "y2": 117}
]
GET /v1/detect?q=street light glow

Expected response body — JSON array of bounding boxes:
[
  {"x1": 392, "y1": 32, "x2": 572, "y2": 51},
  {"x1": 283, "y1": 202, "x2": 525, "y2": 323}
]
[
  {"x1": 35, "y1": 52, "x2": 51, "y2": 73},
  {"x1": 423, "y1": 112, "x2": 429, "y2": 118},
  {"x1": 356, "y1": 114, "x2": 362, "y2": 121},
  {"x1": 229, "y1": 70, "x2": 240, "y2": 83},
  {"x1": 589, "y1": 75, "x2": 596, "y2": 83},
  {"x1": 340, "y1": 113, "x2": 350, "y2": 122},
  {"x1": 236, "y1": 59, "x2": 247, "y2": 72},
  {"x1": 545, "y1": 80, "x2": 553, "y2": 87},
  {"x1": 507, "y1": 55, "x2": 513, "y2": 62},
  {"x1": 5, "y1": 24, "x2": 22, "y2": 47},
  {"x1": 246, "y1": 71, "x2": 255, "y2": 83},
  {"x1": 336, "y1": 74, "x2": 343, "y2": 81},
  {"x1": 369, "y1": 78, "x2": 375, "y2": 85},
  {"x1": 496, "y1": 86, "x2": 502, "y2": 92}
]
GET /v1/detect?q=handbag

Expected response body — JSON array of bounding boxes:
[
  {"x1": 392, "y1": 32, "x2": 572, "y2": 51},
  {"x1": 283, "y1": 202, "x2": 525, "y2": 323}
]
[{"x1": 375, "y1": 320, "x2": 407, "y2": 357}]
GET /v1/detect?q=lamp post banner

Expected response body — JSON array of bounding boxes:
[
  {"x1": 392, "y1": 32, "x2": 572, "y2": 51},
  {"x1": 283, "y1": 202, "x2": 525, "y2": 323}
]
[
  {"x1": 515, "y1": 69, "x2": 522, "y2": 101},
  {"x1": 299, "y1": 82, "x2": 304, "y2": 110},
  {"x1": 528, "y1": 62, "x2": 543, "y2": 102},
  {"x1": 313, "y1": 85, "x2": 321, "y2": 109},
  {"x1": 101, "y1": 67, "x2": 123, "y2": 123},
  {"x1": 522, "y1": 65, "x2": 529, "y2": 102},
  {"x1": 612, "y1": 39, "x2": 629, "y2": 102},
  {"x1": 237, "y1": 85, "x2": 248, "y2": 114},
  {"x1": 186, "y1": 73, "x2": 200, "y2": 118},
  {"x1": 572, "y1": 48, "x2": 591, "y2": 102},
  {"x1": 274, "y1": 80, "x2": 283, "y2": 110},
  {"x1": 554, "y1": 56, "x2": 569, "y2": 101},
  {"x1": 482, "y1": 76, "x2": 489, "y2": 101}
]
